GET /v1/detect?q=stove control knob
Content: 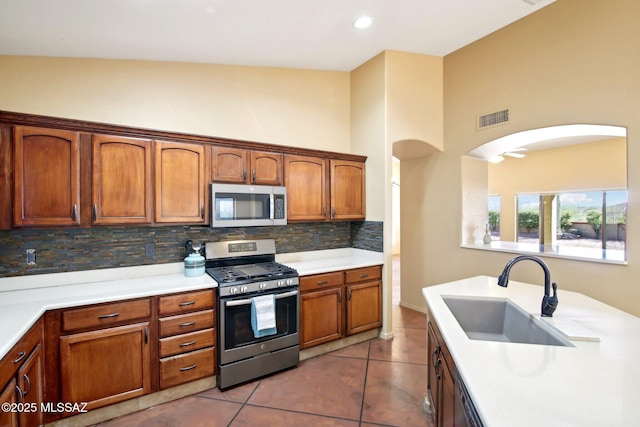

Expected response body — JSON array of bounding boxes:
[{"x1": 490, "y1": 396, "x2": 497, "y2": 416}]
[
  {"x1": 286, "y1": 279, "x2": 293, "y2": 286},
  {"x1": 230, "y1": 287, "x2": 238, "y2": 295},
  {"x1": 240, "y1": 286, "x2": 249, "y2": 293},
  {"x1": 259, "y1": 283, "x2": 267, "y2": 290},
  {"x1": 277, "y1": 280, "x2": 284, "y2": 287}
]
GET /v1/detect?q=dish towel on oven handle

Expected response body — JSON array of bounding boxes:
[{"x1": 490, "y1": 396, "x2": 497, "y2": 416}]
[{"x1": 251, "y1": 294, "x2": 277, "y2": 338}]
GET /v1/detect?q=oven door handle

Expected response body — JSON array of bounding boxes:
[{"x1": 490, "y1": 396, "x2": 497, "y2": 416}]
[{"x1": 225, "y1": 289, "x2": 299, "y2": 307}]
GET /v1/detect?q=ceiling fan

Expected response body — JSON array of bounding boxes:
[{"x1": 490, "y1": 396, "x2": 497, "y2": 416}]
[{"x1": 488, "y1": 147, "x2": 527, "y2": 163}]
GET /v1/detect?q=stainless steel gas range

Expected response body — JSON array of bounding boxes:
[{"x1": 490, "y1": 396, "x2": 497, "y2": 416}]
[{"x1": 205, "y1": 239, "x2": 300, "y2": 390}]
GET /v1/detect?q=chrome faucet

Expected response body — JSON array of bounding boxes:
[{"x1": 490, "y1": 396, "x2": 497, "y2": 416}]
[{"x1": 497, "y1": 255, "x2": 558, "y2": 317}]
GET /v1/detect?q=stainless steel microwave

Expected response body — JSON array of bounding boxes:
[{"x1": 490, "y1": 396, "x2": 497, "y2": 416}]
[{"x1": 211, "y1": 183, "x2": 287, "y2": 227}]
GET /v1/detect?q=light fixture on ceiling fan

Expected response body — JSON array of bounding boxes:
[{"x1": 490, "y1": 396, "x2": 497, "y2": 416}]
[{"x1": 488, "y1": 148, "x2": 527, "y2": 163}]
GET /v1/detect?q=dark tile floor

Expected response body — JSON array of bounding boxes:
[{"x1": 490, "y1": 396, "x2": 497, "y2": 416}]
[{"x1": 97, "y1": 305, "x2": 433, "y2": 427}]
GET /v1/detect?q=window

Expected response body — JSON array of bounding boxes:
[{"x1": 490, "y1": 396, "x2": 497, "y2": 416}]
[
  {"x1": 514, "y1": 190, "x2": 627, "y2": 252},
  {"x1": 488, "y1": 195, "x2": 501, "y2": 240}
]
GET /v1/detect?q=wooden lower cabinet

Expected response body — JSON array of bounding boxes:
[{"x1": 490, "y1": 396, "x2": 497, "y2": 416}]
[
  {"x1": 346, "y1": 280, "x2": 382, "y2": 335},
  {"x1": 43, "y1": 290, "x2": 218, "y2": 423},
  {"x1": 300, "y1": 265, "x2": 382, "y2": 349},
  {"x1": 427, "y1": 307, "x2": 476, "y2": 427},
  {"x1": 0, "y1": 319, "x2": 44, "y2": 427},
  {"x1": 0, "y1": 378, "x2": 19, "y2": 427},
  {"x1": 59, "y1": 322, "x2": 151, "y2": 410},
  {"x1": 158, "y1": 289, "x2": 216, "y2": 389},
  {"x1": 301, "y1": 287, "x2": 343, "y2": 348},
  {"x1": 159, "y1": 347, "x2": 215, "y2": 389}
]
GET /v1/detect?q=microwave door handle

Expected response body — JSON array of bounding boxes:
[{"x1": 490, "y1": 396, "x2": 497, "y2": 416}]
[
  {"x1": 269, "y1": 193, "x2": 275, "y2": 220},
  {"x1": 225, "y1": 290, "x2": 299, "y2": 307}
]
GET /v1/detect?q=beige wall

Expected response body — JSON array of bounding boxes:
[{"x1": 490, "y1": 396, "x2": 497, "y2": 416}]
[
  {"x1": 0, "y1": 56, "x2": 351, "y2": 152},
  {"x1": 4, "y1": 0, "x2": 639, "y2": 319},
  {"x1": 488, "y1": 138, "x2": 627, "y2": 241},
  {"x1": 404, "y1": 0, "x2": 640, "y2": 316},
  {"x1": 386, "y1": 51, "x2": 443, "y2": 151},
  {"x1": 351, "y1": 51, "x2": 444, "y2": 322}
]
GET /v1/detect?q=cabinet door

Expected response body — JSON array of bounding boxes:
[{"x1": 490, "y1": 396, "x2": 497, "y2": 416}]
[
  {"x1": 155, "y1": 141, "x2": 206, "y2": 223},
  {"x1": 0, "y1": 377, "x2": 19, "y2": 427},
  {"x1": 13, "y1": 126, "x2": 80, "y2": 226},
  {"x1": 59, "y1": 322, "x2": 151, "y2": 411},
  {"x1": 251, "y1": 151, "x2": 283, "y2": 185},
  {"x1": 346, "y1": 280, "x2": 382, "y2": 335},
  {"x1": 92, "y1": 135, "x2": 152, "y2": 224},
  {"x1": 284, "y1": 155, "x2": 328, "y2": 221},
  {"x1": 330, "y1": 159, "x2": 366, "y2": 220},
  {"x1": 300, "y1": 288, "x2": 342, "y2": 349},
  {"x1": 427, "y1": 324, "x2": 441, "y2": 424},
  {"x1": 17, "y1": 344, "x2": 44, "y2": 427},
  {"x1": 440, "y1": 360, "x2": 456, "y2": 427},
  {"x1": 211, "y1": 147, "x2": 249, "y2": 183}
]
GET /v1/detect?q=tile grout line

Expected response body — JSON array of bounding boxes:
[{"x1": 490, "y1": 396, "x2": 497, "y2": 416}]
[{"x1": 358, "y1": 340, "x2": 373, "y2": 425}]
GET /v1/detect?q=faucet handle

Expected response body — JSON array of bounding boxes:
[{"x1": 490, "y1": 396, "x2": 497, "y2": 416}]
[{"x1": 541, "y1": 282, "x2": 559, "y2": 317}]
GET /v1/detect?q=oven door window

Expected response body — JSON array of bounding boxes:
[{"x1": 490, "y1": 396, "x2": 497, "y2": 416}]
[
  {"x1": 223, "y1": 290, "x2": 298, "y2": 349},
  {"x1": 215, "y1": 192, "x2": 270, "y2": 221}
]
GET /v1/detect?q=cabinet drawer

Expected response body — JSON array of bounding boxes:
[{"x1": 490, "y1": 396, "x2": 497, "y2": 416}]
[
  {"x1": 159, "y1": 310, "x2": 215, "y2": 337},
  {"x1": 62, "y1": 299, "x2": 151, "y2": 332},
  {"x1": 159, "y1": 347, "x2": 215, "y2": 389},
  {"x1": 345, "y1": 266, "x2": 382, "y2": 284},
  {"x1": 300, "y1": 271, "x2": 344, "y2": 293},
  {"x1": 0, "y1": 319, "x2": 42, "y2": 385},
  {"x1": 158, "y1": 290, "x2": 214, "y2": 316},
  {"x1": 159, "y1": 328, "x2": 215, "y2": 358}
]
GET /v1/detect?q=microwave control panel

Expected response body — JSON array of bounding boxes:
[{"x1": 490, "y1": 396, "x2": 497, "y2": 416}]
[{"x1": 274, "y1": 194, "x2": 285, "y2": 219}]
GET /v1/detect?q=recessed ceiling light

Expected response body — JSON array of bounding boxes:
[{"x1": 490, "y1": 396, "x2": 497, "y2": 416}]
[{"x1": 353, "y1": 16, "x2": 372, "y2": 30}]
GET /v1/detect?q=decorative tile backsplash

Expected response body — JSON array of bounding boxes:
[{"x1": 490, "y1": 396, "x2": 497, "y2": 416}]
[{"x1": 0, "y1": 221, "x2": 382, "y2": 277}]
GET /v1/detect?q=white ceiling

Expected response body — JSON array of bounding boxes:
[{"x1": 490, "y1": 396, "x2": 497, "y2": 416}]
[{"x1": 0, "y1": 0, "x2": 555, "y2": 71}]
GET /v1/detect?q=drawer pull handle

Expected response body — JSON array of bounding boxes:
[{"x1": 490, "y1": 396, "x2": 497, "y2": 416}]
[
  {"x1": 179, "y1": 321, "x2": 196, "y2": 327},
  {"x1": 179, "y1": 341, "x2": 197, "y2": 348},
  {"x1": 359, "y1": 273, "x2": 369, "y2": 278},
  {"x1": 178, "y1": 301, "x2": 196, "y2": 307},
  {"x1": 13, "y1": 351, "x2": 26, "y2": 364},
  {"x1": 98, "y1": 312, "x2": 120, "y2": 319},
  {"x1": 316, "y1": 281, "x2": 328, "y2": 285},
  {"x1": 180, "y1": 364, "x2": 197, "y2": 372}
]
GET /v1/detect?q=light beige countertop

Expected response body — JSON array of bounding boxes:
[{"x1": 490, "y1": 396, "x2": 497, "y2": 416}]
[
  {"x1": 423, "y1": 275, "x2": 640, "y2": 427},
  {"x1": 0, "y1": 248, "x2": 383, "y2": 361}
]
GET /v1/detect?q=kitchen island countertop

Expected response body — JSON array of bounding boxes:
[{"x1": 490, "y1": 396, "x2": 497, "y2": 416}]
[
  {"x1": 423, "y1": 275, "x2": 640, "y2": 427},
  {"x1": 0, "y1": 247, "x2": 383, "y2": 361}
]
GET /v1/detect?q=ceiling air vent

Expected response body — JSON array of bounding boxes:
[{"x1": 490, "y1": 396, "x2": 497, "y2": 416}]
[{"x1": 477, "y1": 108, "x2": 510, "y2": 130}]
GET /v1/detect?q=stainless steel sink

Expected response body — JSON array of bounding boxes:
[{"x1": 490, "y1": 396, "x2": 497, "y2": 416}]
[{"x1": 442, "y1": 296, "x2": 573, "y2": 347}]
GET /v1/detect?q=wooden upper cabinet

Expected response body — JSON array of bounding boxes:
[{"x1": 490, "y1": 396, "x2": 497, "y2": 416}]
[
  {"x1": 92, "y1": 134, "x2": 152, "y2": 225},
  {"x1": 251, "y1": 150, "x2": 283, "y2": 185},
  {"x1": 12, "y1": 126, "x2": 80, "y2": 227},
  {"x1": 212, "y1": 147, "x2": 283, "y2": 185},
  {"x1": 211, "y1": 147, "x2": 248, "y2": 183},
  {"x1": 330, "y1": 159, "x2": 366, "y2": 220},
  {"x1": 155, "y1": 141, "x2": 207, "y2": 224},
  {"x1": 284, "y1": 154, "x2": 328, "y2": 221}
]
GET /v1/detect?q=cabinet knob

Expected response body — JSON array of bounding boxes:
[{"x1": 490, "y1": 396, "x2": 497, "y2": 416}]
[{"x1": 72, "y1": 204, "x2": 78, "y2": 221}]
